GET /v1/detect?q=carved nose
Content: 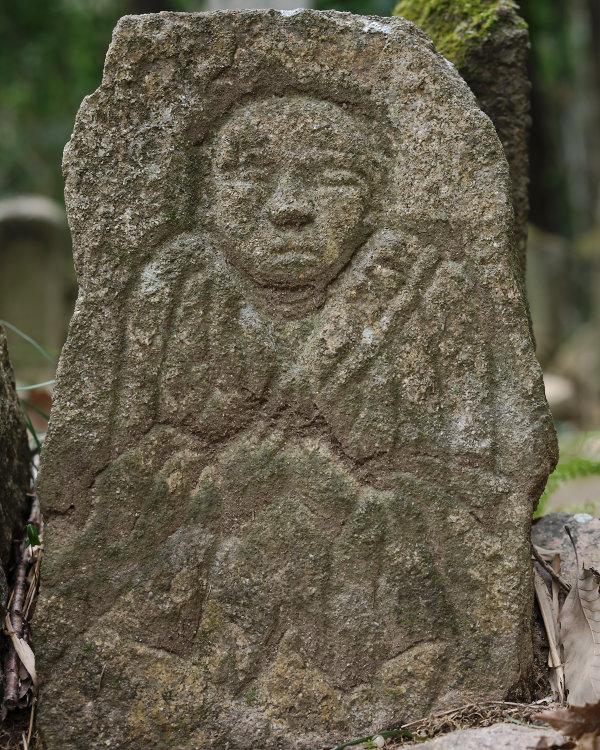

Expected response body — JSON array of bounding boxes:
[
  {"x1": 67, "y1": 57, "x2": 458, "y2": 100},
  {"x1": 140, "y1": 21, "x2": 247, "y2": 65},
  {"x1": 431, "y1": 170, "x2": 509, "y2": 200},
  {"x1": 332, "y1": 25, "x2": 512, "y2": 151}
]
[
  {"x1": 267, "y1": 176, "x2": 314, "y2": 229},
  {"x1": 268, "y1": 203, "x2": 314, "y2": 229}
]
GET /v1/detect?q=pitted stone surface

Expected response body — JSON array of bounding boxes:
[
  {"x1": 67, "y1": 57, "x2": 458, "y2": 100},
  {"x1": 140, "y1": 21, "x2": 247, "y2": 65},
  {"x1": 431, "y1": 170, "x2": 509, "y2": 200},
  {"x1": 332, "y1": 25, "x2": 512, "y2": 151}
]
[
  {"x1": 406, "y1": 723, "x2": 565, "y2": 750},
  {"x1": 36, "y1": 10, "x2": 557, "y2": 749},
  {"x1": 0, "y1": 325, "x2": 29, "y2": 617}
]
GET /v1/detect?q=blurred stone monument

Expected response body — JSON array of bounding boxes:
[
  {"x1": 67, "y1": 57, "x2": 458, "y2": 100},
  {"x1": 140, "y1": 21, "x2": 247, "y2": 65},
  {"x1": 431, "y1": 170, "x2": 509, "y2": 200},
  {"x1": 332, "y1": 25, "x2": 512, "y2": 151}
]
[
  {"x1": 526, "y1": 225, "x2": 570, "y2": 367},
  {"x1": 0, "y1": 196, "x2": 76, "y2": 386},
  {"x1": 550, "y1": 227, "x2": 600, "y2": 429},
  {"x1": 36, "y1": 11, "x2": 557, "y2": 749}
]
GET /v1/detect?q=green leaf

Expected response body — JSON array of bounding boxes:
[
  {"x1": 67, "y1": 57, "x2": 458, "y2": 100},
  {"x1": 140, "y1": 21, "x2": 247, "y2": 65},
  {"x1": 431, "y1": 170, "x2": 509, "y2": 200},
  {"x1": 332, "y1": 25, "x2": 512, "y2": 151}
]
[
  {"x1": 25, "y1": 523, "x2": 40, "y2": 549},
  {"x1": 19, "y1": 400, "x2": 41, "y2": 453},
  {"x1": 17, "y1": 380, "x2": 56, "y2": 392},
  {"x1": 20, "y1": 399, "x2": 50, "y2": 421}
]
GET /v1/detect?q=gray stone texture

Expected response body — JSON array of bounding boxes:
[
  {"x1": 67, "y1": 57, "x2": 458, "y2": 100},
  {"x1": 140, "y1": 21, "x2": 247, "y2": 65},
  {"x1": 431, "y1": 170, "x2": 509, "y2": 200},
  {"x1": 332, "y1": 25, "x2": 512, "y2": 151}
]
[
  {"x1": 0, "y1": 325, "x2": 29, "y2": 617},
  {"x1": 36, "y1": 10, "x2": 557, "y2": 749},
  {"x1": 406, "y1": 722, "x2": 567, "y2": 750}
]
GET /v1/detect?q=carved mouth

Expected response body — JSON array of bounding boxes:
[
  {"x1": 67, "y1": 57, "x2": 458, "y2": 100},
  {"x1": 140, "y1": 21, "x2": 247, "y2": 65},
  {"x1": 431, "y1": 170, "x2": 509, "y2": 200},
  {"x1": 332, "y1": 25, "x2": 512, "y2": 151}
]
[
  {"x1": 267, "y1": 239, "x2": 313, "y2": 256},
  {"x1": 251, "y1": 281, "x2": 326, "y2": 319},
  {"x1": 264, "y1": 286, "x2": 315, "y2": 302}
]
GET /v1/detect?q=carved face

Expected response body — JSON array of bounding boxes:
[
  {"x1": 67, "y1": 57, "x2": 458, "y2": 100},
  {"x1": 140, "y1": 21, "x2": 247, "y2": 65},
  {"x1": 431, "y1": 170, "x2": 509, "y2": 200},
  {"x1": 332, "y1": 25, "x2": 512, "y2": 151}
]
[{"x1": 212, "y1": 97, "x2": 375, "y2": 290}]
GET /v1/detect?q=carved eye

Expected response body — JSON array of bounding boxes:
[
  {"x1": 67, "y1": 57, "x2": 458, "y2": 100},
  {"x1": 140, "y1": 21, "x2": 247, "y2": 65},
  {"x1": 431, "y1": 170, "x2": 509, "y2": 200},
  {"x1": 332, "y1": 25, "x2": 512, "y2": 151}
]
[{"x1": 321, "y1": 169, "x2": 364, "y2": 187}]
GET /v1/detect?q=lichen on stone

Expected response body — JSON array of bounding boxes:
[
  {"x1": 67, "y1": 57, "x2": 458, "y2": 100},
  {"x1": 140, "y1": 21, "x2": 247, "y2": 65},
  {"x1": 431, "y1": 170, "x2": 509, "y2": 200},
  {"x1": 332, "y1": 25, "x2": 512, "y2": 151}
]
[{"x1": 393, "y1": 0, "x2": 527, "y2": 69}]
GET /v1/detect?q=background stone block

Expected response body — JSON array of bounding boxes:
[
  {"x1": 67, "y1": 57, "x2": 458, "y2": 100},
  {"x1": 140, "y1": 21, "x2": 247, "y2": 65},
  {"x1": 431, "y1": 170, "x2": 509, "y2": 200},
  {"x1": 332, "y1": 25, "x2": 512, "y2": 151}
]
[
  {"x1": 393, "y1": 0, "x2": 531, "y2": 279},
  {"x1": 0, "y1": 196, "x2": 76, "y2": 387}
]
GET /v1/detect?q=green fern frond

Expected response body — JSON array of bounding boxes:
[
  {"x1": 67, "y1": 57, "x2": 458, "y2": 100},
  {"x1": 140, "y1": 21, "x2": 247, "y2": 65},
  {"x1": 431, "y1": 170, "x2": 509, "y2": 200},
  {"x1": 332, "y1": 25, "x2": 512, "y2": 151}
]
[{"x1": 535, "y1": 458, "x2": 600, "y2": 518}]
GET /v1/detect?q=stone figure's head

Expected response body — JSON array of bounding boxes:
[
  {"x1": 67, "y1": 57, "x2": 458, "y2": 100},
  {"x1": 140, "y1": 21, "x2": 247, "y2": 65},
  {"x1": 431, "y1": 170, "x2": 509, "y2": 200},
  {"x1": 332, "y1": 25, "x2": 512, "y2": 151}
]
[{"x1": 209, "y1": 96, "x2": 387, "y2": 292}]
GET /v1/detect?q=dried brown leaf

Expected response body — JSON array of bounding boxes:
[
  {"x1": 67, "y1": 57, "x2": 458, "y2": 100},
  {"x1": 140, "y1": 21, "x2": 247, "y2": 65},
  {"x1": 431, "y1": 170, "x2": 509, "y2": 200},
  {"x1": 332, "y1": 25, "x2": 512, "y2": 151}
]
[
  {"x1": 535, "y1": 735, "x2": 575, "y2": 748},
  {"x1": 534, "y1": 567, "x2": 566, "y2": 702},
  {"x1": 560, "y1": 566, "x2": 600, "y2": 706},
  {"x1": 575, "y1": 733, "x2": 600, "y2": 750},
  {"x1": 3, "y1": 613, "x2": 38, "y2": 688},
  {"x1": 536, "y1": 703, "x2": 600, "y2": 739}
]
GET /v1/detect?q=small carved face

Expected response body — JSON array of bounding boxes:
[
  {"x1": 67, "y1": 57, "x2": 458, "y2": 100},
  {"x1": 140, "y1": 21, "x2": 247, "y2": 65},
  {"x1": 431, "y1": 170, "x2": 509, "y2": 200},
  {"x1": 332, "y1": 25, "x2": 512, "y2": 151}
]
[{"x1": 212, "y1": 97, "x2": 376, "y2": 290}]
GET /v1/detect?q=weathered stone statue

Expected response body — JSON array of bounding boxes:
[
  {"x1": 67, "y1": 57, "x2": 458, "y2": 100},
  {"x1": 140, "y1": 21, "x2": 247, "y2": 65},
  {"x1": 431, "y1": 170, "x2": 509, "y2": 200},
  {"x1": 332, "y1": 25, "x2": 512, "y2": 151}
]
[{"x1": 36, "y1": 11, "x2": 557, "y2": 749}]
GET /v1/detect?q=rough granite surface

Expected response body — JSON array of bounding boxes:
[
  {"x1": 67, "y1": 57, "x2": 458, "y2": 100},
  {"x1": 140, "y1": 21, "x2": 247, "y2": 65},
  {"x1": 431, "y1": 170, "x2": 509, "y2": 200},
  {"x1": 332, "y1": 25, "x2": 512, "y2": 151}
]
[
  {"x1": 36, "y1": 10, "x2": 557, "y2": 749},
  {"x1": 406, "y1": 722, "x2": 565, "y2": 749},
  {"x1": 393, "y1": 0, "x2": 531, "y2": 279},
  {"x1": 0, "y1": 325, "x2": 29, "y2": 619}
]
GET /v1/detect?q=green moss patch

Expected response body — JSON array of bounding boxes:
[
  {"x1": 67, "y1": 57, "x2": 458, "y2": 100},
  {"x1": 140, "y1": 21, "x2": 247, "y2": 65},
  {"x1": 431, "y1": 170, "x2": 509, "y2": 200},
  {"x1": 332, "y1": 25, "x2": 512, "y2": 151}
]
[{"x1": 393, "y1": 0, "x2": 527, "y2": 68}]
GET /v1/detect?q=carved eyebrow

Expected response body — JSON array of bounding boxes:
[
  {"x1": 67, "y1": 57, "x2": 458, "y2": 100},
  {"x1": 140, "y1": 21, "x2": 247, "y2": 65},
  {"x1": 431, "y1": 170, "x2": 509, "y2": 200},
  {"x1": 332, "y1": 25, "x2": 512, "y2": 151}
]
[{"x1": 215, "y1": 147, "x2": 370, "y2": 177}]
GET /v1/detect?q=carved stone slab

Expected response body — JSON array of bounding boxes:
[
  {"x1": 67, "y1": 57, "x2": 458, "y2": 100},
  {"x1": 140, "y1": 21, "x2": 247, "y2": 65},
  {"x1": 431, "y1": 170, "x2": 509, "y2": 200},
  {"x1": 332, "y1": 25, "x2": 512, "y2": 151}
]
[{"x1": 36, "y1": 10, "x2": 557, "y2": 749}]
